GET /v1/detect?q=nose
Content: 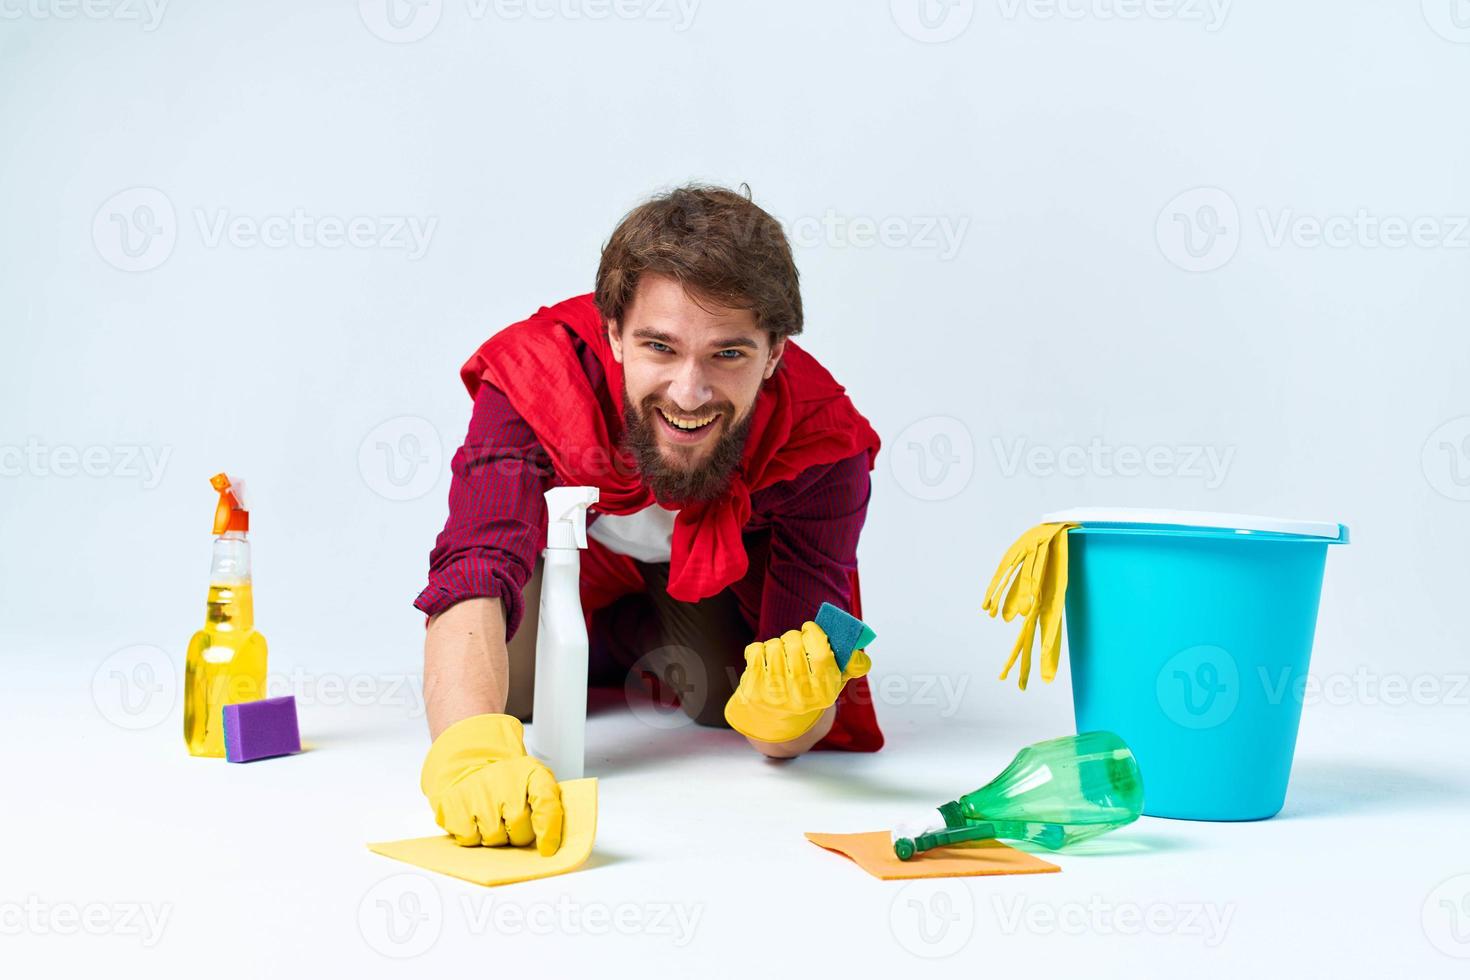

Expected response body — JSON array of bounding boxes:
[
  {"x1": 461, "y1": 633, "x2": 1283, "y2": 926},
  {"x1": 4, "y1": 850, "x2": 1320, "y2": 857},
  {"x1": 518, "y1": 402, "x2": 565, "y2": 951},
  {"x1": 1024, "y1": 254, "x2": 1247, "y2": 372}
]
[{"x1": 666, "y1": 357, "x2": 713, "y2": 413}]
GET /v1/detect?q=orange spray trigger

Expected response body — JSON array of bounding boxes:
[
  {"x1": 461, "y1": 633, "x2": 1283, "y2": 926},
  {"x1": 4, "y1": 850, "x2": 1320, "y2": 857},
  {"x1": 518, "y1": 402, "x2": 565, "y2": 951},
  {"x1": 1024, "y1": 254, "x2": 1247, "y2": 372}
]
[{"x1": 210, "y1": 473, "x2": 250, "y2": 534}]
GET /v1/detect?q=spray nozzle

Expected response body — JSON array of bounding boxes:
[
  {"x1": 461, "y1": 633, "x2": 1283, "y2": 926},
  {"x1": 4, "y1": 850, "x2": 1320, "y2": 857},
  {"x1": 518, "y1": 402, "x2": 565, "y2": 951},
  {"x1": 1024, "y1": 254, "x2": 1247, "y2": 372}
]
[
  {"x1": 210, "y1": 473, "x2": 250, "y2": 535},
  {"x1": 544, "y1": 486, "x2": 599, "y2": 550}
]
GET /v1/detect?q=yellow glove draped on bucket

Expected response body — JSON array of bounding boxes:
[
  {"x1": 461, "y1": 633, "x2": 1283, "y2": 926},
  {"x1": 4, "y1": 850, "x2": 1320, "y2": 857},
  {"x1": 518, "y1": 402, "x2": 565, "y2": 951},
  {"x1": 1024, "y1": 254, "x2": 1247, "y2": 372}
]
[
  {"x1": 724, "y1": 622, "x2": 872, "y2": 743},
  {"x1": 983, "y1": 522, "x2": 1077, "y2": 690},
  {"x1": 420, "y1": 713, "x2": 564, "y2": 856}
]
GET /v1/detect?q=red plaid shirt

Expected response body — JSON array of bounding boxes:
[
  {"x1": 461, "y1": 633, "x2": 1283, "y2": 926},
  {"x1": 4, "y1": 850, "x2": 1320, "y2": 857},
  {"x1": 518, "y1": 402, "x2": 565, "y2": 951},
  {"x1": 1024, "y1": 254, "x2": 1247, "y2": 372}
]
[{"x1": 415, "y1": 333, "x2": 871, "y2": 642}]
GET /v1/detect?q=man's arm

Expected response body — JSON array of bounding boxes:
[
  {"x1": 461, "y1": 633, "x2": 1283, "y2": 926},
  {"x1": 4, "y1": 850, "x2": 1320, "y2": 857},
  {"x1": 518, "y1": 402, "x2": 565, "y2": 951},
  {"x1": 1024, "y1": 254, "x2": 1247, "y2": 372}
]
[
  {"x1": 415, "y1": 383, "x2": 555, "y2": 738},
  {"x1": 742, "y1": 451, "x2": 873, "y2": 759},
  {"x1": 424, "y1": 597, "x2": 510, "y2": 740}
]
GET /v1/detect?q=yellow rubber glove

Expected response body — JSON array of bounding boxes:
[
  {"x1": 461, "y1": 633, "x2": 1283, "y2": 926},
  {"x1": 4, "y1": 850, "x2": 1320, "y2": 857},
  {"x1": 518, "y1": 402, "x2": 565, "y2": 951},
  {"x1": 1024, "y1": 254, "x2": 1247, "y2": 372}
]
[
  {"x1": 983, "y1": 522, "x2": 1076, "y2": 689},
  {"x1": 724, "y1": 622, "x2": 872, "y2": 743},
  {"x1": 420, "y1": 713, "x2": 564, "y2": 856}
]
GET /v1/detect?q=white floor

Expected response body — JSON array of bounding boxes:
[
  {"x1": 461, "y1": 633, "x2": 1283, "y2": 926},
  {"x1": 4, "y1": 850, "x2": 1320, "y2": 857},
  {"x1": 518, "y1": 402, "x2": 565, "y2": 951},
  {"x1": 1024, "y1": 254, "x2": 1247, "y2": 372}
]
[{"x1": 9, "y1": 642, "x2": 1470, "y2": 978}]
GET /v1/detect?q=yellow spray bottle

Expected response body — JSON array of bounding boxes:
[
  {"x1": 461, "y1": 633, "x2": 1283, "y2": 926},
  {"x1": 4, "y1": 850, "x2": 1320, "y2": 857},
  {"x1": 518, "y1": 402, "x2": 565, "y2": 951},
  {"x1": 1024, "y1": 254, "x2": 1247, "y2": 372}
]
[{"x1": 184, "y1": 473, "x2": 268, "y2": 757}]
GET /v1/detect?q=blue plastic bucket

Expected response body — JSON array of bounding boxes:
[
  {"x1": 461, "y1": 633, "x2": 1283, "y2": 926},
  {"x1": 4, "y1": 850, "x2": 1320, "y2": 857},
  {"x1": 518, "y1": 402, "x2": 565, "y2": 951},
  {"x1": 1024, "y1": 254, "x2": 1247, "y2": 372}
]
[{"x1": 1053, "y1": 509, "x2": 1349, "y2": 821}]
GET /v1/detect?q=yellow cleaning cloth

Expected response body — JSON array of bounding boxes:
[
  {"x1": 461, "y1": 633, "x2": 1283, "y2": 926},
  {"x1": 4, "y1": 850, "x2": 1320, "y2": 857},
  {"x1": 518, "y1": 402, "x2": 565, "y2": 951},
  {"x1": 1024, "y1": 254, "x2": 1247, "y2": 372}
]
[
  {"x1": 806, "y1": 831, "x2": 1060, "y2": 880},
  {"x1": 368, "y1": 778, "x2": 598, "y2": 887}
]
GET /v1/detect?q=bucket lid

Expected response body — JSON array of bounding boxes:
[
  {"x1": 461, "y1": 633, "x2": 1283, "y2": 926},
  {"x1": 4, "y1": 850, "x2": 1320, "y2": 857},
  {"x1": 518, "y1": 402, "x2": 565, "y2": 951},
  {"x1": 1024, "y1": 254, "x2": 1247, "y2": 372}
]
[{"x1": 1042, "y1": 507, "x2": 1349, "y2": 543}]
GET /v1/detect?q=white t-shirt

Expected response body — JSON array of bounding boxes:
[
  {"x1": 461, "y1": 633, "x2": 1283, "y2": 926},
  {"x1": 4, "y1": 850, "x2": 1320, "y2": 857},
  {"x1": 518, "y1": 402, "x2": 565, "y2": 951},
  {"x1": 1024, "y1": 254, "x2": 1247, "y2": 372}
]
[{"x1": 585, "y1": 502, "x2": 679, "y2": 564}]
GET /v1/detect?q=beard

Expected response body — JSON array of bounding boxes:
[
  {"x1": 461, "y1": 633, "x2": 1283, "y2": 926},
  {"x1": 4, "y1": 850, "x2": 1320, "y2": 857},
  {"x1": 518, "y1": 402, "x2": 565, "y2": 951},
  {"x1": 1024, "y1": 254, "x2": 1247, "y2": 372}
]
[{"x1": 621, "y1": 387, "x2": 753, "y2": 504}]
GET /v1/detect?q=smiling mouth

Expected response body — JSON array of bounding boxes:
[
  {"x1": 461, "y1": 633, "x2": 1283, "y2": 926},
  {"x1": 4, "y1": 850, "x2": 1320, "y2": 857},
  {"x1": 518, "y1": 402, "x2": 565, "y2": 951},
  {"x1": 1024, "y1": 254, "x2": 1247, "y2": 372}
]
[{"x1": 657, "y1": 406, "x2": 721, "y2": 433}]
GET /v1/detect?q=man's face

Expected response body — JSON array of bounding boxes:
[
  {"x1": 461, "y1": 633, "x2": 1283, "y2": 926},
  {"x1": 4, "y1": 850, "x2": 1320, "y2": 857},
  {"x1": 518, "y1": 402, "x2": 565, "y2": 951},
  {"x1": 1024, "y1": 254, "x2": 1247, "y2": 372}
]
[{"x1": 608, "y1": 274, "x2": 785, "y2": 502}]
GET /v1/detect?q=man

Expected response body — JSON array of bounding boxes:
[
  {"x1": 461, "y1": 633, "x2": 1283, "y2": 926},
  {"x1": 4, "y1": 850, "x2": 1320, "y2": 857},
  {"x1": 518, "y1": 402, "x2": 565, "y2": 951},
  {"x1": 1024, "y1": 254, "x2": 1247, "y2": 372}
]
[{"x1": 414, "y1": 186, "x2": 883, "y2": 855}]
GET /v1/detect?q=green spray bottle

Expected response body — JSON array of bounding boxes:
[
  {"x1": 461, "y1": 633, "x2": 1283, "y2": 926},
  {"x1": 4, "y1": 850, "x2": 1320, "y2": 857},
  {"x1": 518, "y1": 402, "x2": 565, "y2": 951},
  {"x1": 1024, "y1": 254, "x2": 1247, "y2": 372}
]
[{"x1": 892, "y1": 731, "x2": 1143, "y2": 860}]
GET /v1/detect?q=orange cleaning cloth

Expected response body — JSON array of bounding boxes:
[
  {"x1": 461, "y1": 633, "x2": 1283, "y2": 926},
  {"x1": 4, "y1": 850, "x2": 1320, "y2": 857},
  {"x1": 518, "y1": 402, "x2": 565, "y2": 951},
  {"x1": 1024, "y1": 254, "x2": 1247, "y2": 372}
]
[{"x1": 806, "y1": 831, "x2": 1060, "y2": 880}]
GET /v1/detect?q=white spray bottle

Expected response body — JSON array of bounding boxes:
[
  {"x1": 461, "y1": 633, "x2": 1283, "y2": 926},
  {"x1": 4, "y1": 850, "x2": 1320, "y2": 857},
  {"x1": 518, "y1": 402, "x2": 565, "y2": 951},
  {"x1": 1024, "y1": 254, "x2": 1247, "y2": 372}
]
[{"x1": 529, "y1": 485, "x2": 599, "y2": 779}]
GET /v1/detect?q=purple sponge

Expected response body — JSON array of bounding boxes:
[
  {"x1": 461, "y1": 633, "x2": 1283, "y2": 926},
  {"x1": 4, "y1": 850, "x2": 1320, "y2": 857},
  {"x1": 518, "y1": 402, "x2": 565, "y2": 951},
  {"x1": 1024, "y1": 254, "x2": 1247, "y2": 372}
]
[{"x1": 222, "y1": 696, "x2": 301, "y2": 762}]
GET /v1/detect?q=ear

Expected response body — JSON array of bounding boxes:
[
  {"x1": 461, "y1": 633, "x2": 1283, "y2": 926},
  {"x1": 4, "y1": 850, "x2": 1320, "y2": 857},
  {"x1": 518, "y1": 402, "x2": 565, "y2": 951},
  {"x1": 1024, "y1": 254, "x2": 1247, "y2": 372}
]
[
  {"x1": 606, "y1": 319, "x2": 624, "y2": 363},
  {"x1": 763, "y1": 336, "x2": 787, "y2": 379}
]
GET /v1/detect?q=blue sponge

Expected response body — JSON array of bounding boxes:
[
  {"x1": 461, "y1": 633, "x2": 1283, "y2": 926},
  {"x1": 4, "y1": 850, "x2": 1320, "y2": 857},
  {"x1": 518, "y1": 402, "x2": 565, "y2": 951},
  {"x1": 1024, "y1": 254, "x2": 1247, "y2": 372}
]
[{"x1": 815, "y1": 602, "x2": 877, "y2": 672}]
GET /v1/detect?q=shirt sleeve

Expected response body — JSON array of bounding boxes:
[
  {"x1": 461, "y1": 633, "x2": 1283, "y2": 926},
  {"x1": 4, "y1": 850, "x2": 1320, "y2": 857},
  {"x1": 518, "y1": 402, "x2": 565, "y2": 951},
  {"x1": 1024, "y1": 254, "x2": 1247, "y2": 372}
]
[
  {"x1": 751, "y1": 450, "x2": 873, "y2": 642},
  {"x1": 413, "y1": 382, "x2": 555, "y2": 639}
]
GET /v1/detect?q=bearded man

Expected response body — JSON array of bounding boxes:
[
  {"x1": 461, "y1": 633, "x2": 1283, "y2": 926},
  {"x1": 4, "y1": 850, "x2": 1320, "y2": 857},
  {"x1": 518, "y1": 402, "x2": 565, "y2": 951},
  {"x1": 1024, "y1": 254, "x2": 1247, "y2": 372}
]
[{"x1": 414, "y1": 186, "x2": 883, "y2": 854}]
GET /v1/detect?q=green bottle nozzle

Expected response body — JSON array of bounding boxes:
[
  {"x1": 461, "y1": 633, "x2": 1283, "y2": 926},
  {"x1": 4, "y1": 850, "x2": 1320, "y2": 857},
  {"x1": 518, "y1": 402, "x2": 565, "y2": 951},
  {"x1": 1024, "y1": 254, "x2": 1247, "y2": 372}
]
[
  {"x1": 890, "y1": 731, "x2": 1144, "y2": 861},
  {"x1": 894, "y1": 821, "x2": 1067, "y2": 861}
]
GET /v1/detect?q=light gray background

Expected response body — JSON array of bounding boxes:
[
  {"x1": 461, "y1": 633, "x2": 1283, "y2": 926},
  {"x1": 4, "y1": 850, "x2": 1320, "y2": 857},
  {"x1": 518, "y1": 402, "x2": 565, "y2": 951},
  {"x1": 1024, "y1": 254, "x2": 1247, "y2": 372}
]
[{"x1": 2, "y1": 1, "x2": 1468, "y2": 976}]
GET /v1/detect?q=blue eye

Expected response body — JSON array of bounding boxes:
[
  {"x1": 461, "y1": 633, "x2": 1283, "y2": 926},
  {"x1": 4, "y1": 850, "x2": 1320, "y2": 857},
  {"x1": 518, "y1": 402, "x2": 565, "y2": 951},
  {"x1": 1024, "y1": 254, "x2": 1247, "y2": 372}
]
[
  {"x1": 715, "y1": 350, "x2": 745, "y2": 360},
  {"x1": 647, "y1": 342, "x2": 673, "y2": 353}
]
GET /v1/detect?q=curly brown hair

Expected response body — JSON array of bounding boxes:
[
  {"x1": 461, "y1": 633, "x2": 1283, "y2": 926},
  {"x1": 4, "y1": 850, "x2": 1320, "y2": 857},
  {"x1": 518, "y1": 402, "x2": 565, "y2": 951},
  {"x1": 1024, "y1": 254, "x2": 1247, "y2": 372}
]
[{"x1": 595, "y1": 185, "x2": 803, "y2": 343}]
